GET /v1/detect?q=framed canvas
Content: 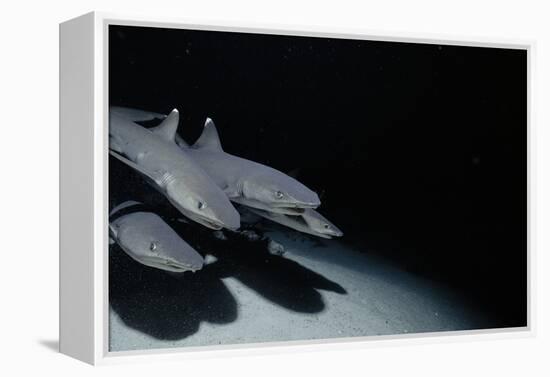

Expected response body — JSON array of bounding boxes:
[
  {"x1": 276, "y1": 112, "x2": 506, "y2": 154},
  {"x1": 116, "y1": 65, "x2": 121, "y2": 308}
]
[{"x1": 59, "y1": 12, "x2": 532, "y2": 365}]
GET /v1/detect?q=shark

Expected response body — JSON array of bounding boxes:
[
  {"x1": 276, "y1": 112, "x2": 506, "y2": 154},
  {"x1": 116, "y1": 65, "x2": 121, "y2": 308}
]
[
  {"x1": 110, "y1": 106, "x2": 167, "y2": 122},
  {"x1": 175, "y1": 117, "x2": 321, "y2": 215},
  {"x1": 109, "y1": 201, "x2": 204, "y2": 272},
  {"x1": 245, "y1": 207, "x2": 343, "y2": 239},
  {"x1": 109, "y1": 108, "x2": 240, "y2": 230},
  {"x1": 109, "y1": 107, "x2": 320, "y2": 215}
]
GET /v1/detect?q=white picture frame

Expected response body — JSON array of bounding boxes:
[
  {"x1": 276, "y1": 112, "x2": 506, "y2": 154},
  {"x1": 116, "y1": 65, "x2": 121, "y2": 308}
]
[{"x1": 59, "y1": 11, "x2": 534, "y2": 365}]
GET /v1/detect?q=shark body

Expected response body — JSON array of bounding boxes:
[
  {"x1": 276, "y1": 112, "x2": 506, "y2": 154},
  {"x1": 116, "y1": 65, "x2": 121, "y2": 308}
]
[
  {"x1": 109, "y1": 109, "x2": 240, "y2": 230},
  {"x1": 246, "y1": 207, "x2": 343, "y2": 239},
  {"x1": 109, "y1": 201, "x2": 204, "y2": 272},
  {"x1": 109, "y1": 107, "x2": 343, "y2": 239},
  {"x1": 175, "y1": 118, "x2": 321, "y2": 215}
]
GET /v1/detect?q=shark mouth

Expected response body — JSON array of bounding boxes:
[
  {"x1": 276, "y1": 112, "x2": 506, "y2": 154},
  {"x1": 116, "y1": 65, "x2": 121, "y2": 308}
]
[
  {"x1": 312, "y1": 233, "x2": 333, "y2": 239},
  {"x1": 276, "y1": 202, "x2": 319, "y2": 209},
  {"x1": 184, "y1": 213, "x2": 225, "y2": 230},
  {"x1": 141, "y1": 257, "x2": 202, "y2": 272},
  {"x1": 272, "y1": 206, "x2": 306, "y2": 215},
  {"x1": 231, "y1": 197, "x2": 314, "y2": 215}
]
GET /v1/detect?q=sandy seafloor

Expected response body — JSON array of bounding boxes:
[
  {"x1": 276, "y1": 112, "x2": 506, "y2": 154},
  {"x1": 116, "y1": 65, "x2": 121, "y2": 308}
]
[{"x1": 109, "y1": 224, "x2": 491, "y2": 352}]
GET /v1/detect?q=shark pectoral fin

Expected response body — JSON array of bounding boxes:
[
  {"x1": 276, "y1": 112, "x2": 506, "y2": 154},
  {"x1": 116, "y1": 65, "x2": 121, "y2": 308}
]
[
  {"x1": 225, "y1": 191, "x2": 240, "y2": 199},
  {"x1": 109, "y1": 151, "x2": 163, "y2": 186},
  {"x1": 222, "y1": 184, "x2": 240, "y2": 198},
  {"x1": 151, "y1": 108, "x2": 179, "y2": 142},
  {"x1": 109, "y1": 135, "x2": 124, "y2": 154},
  {"x1": 108, "y1": 223, "x2": 117, "y2": 240},
  {"x1": 192, "y1": 118, "x2": 223, "y2": 151}
]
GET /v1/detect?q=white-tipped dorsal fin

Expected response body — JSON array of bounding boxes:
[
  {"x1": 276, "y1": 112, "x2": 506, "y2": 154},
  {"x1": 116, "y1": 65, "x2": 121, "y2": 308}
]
[
  {"x1": 192, "y1": 118, "x2": 223, "y2": 151},
  {"x1": 151, "y1": 108, "x2": 179, "y2": 142}
]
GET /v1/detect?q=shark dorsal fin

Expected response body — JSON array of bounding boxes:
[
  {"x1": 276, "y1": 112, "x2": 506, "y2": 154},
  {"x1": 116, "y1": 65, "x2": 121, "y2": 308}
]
[
  {"x1": 151, "y1": 108, "x2": 179, "y2": 142},
  {"x1": 193, "y1": 118, "x2": 223, "y2": 151}
]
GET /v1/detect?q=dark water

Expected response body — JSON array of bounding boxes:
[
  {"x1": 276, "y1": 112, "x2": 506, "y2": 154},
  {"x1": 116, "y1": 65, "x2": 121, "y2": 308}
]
[{"x1": 108, "y1": 24, "x2": 527, "y2": 343}]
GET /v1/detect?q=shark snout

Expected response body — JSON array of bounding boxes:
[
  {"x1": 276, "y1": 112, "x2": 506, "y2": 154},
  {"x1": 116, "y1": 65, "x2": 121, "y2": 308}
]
[
  {"x1": 331, "y1": 228, "x2": 344, "y2": 237},
  {"x1": 188, "y1": 204, "x2": 240, "y2": 230},
  {"x1": 295, "y1": 199, "x2": 321, "y2": 208},
  {"x1": 306, "y1": 191, "x2": 321, "y2": 207},
  {"x1": 288, "y1": 191, "x2": 321, "y2": 209},
  {"x1": 200, "y1": 193, "x2": 241, "y2": 230},
  {"x1": 212, "y1": 205, "x2": 241, "y2": 230}
]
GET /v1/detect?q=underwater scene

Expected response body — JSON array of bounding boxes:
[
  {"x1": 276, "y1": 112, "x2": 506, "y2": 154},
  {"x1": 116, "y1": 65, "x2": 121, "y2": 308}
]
[{"x1": 108, "y1": 25, "x2": 527, "y2": 352}]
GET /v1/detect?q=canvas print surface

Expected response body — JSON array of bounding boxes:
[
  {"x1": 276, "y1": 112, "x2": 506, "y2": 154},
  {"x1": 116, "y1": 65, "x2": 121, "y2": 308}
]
[{"x1": 108, "y1": 25, "x2": 527, "y2": 352}]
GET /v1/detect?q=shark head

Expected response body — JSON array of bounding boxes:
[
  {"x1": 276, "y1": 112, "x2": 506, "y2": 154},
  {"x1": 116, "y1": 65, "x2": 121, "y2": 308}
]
[
  {"x1": 113, "y1": 212, "x2": 204, "y2": 273},
  {"x1": 166, "y1": 178, "x2": 241, "y2": 230},
  {"x1": 240, "y1": 172, "x2": 321, "y2": 210},
  {"x1": 301, "y1": 209, "x2": 344, "y2": 238}
]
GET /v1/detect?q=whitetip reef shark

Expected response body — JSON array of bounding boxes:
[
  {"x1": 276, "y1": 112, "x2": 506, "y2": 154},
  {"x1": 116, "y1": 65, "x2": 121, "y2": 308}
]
[
  {"x1": 246, "y1": 207, "x2": 343, "y2": 239},
  {"x1": 109, "y1": 107, "x2": 343, "y2": 240},
  {"x1": 109, "y1": 108, "x2": 240, "y2": 230},
  {"x1": 176, "y1": 117, "x2": 321, "y2": 215},
  {"x1": 109, "y1": 201, "x2": 204, "y2": 272},
  {"x1": 109, "y1": 107, "x2": 320, "y2": 215}
]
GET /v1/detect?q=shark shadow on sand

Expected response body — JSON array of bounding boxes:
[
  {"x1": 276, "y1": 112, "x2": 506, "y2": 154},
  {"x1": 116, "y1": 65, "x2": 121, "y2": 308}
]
[
  {"x1": 109, "y1": 245, "x2": 238, "y2": 342},
  {"x1": 109, "y1": 154, "x2": 347, "y2": 341},
  {"x1": 172, "y1": 222, "x2": 348, "y2": 314},
  {"x1": 109, "y1": 221, "x2": 347, "y2": 342}
]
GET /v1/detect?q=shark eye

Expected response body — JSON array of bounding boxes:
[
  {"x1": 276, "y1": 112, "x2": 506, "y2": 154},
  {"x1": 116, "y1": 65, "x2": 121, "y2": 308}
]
[
  {"x1": 149, "y1": 242, "x2": 157, "y2": 252},
  {"x1": 198, "y1": 201, "x2": 207, "y2": 210},
  {"x1": 275, "y1": 191, "x2": 284, "y2": 199},
  {"x1": 323, "y1": 224, "x2": 330, "y2": 229}
]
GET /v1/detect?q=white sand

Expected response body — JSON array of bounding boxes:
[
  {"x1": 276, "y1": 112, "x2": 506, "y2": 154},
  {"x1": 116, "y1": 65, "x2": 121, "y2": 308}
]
[{"x1": 109, "y1": 228, "x2": 488, "y2": 352}]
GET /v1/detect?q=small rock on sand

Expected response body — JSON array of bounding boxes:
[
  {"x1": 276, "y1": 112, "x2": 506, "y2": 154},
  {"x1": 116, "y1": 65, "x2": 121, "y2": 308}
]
[
  {"x1": 212, "y1": 230, "x2": 228, "y2": 241},
  {"x1": 240, "y1": 230, "x2": 262, "y2": 241},
  {"x1": 267, "y1": 239, "x2": 285, "y2": 255}
]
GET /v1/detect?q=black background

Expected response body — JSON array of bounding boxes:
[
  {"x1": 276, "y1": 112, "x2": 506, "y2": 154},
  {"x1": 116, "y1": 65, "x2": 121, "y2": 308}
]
[{"x1": 110, "y1": 25, "x2": 527, "y2": 328}]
